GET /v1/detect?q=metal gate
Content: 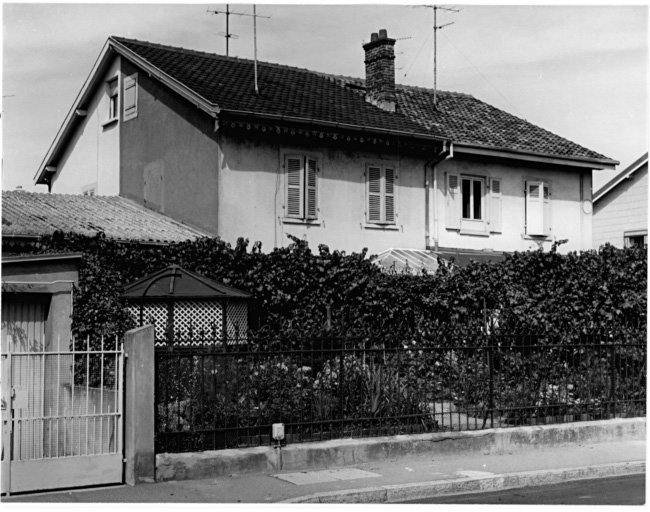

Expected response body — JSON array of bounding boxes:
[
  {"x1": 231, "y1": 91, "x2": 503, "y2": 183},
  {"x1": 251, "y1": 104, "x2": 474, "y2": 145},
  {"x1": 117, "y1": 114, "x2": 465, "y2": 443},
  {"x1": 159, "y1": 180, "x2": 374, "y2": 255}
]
[{"x1": 2, "y1": 336, "x2": 124, "y2": 494}]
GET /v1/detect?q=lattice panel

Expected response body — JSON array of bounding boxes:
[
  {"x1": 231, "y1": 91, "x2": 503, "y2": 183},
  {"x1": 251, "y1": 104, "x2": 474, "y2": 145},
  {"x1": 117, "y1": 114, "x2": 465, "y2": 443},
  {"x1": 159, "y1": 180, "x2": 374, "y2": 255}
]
[
  {"x1": 227, "y1": 300, "x2": 248, "y2": 343},
  {"x1": 173, "y1": 300, "x2": 223, "y2": 343},
  {"x1": 127, "y1": 303, "x2": 168, "y2": 341}
]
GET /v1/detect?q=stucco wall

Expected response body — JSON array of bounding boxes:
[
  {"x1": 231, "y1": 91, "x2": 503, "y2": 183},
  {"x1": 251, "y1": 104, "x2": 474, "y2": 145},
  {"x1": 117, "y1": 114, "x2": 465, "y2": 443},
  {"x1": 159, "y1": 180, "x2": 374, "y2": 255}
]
[
  {"x1": 433, "y1": 157, "x2": 593, "y2": 254},
  {"x1": 593, "y1": 163, "x2": 648, "y2": 248},
  {"x1": 119, "y1": 60, "x2": 219, "y2": 234},
  {"x1": 217, "y1": 133, "x2": 427, "y2": 255},
  {"x1": 50, "y1": 57, "x2": 121, "y2": 196}
]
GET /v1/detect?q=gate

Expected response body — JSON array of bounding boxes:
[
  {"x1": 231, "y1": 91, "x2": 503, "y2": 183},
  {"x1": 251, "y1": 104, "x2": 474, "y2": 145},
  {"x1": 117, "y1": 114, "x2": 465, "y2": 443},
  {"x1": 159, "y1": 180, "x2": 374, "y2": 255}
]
[{"x1": 1, "y1": 336, "x2": 124, "y2": 494}]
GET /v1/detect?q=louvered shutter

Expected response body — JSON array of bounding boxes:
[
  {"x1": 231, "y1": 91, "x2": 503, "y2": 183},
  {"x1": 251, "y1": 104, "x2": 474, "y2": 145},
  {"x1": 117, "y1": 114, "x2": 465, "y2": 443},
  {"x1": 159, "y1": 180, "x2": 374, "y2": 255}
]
[
  {"x1": 526, "y1": 181, "x2": 544, "y2": 236},
  {"x1": 367, "y1": 166, "x2": 382, "y2": 223},
  {"x1": 489, "y1": 178, "x2": 502, "y2": 233},
  {"x1": 384, "y1": 167, "x2": 396, "y2": 224},
  {"x1": 446, "y1": 173, "x2": 460, "y2": 230},
  {"x1": 286, "y1": 155, "x2": 304, "y2": 218},
  {"x1": 306, "y1": 157, "x2": 318, "y2": 219},
  {"x1": 123, "y1": 74, "x2": 138, "y2": 120},
  {"x1": 542, "y1": 183, "x2": 551, "y2": 235}
]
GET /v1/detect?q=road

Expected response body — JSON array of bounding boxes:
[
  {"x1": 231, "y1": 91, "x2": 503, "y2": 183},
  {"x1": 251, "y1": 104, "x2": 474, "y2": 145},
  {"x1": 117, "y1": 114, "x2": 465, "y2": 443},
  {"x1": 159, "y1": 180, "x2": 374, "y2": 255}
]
[{"x1": 400, "y1": 474, "x2": 646, "y2": 505}]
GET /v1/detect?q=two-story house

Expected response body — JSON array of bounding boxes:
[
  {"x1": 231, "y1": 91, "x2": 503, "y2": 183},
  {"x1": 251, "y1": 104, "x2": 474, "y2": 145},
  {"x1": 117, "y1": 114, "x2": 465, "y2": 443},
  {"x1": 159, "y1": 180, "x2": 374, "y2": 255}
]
[{"x1": 33, "y1": 30, "x2": 618, "y2": 261}]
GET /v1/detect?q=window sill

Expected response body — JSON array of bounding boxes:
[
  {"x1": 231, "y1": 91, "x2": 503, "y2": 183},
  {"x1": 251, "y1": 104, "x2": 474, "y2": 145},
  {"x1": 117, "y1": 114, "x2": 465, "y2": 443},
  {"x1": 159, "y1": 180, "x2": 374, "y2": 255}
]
[
  {"x1": 523, "y1": 233, "x2": 552, "y2": 240},
  {"x1": 282, "y1": 217, "x2": 321, "y2": 226},
  {"x1": 102, "y1": 118, "x2": 119, "y2": 128},
  {"x1": 459, "y1": 229, "x2": 489, "y2": 237},
  {"x1": 363, "y1": 223, "x2": 400, "y2": 231}
]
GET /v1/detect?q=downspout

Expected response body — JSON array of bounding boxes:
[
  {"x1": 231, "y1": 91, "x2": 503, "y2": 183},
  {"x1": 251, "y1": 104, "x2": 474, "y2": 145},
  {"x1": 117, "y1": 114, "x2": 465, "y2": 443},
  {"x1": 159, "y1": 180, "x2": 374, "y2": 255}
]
[{"x1": 425, "y1": 141, "x2": 453, "y2": 250}]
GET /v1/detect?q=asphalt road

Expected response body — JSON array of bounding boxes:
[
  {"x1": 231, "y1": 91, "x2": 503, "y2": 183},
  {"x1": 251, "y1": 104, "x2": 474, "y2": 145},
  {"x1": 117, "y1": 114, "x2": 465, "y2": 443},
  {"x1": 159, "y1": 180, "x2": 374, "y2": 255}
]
[{"x1": 400, "y1": 474, "x2": 646, "y2": 505}]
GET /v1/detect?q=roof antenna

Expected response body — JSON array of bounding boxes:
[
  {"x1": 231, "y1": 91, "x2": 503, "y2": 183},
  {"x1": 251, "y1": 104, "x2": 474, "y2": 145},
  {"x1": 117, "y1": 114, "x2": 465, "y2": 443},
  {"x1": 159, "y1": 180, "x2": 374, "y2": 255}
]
[
  {"x1": 423, "y1": 5, "x2": 459, "y2": 108},
  {"x1": 207, "y1": 4, "x2": 269, "y2": 60}
]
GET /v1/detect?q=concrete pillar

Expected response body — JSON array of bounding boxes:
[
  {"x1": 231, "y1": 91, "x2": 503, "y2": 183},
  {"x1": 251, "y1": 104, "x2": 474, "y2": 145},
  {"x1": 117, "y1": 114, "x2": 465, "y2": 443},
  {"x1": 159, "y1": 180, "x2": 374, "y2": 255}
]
[{"x1": 124, "y1": 325, "x2": 155, "y2": 485}]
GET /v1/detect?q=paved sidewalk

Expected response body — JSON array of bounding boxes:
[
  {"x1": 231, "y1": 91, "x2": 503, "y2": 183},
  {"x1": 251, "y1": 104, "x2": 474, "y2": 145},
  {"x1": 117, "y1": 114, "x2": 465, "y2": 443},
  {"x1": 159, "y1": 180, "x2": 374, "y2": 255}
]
[{"x1": 3, "y1": 439, "x2": 645, "y2": 504}]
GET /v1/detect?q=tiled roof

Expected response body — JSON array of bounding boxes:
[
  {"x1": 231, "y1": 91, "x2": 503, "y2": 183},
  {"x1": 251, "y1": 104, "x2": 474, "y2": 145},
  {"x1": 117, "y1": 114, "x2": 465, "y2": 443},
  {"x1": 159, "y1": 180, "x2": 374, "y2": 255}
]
[
  {"x1": 2, "y1": 191, "x2": 211, "y2": 243},
  {"x1": 113, "y1": 37, "x2": 613, "y2": 163}
]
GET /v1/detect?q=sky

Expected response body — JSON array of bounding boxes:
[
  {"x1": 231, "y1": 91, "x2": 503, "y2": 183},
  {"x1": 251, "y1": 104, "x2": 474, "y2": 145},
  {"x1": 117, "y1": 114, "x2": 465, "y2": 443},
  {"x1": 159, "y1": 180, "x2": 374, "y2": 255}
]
[{"x1": 1, "y1": 2, "x2": 648, "y2": 193}]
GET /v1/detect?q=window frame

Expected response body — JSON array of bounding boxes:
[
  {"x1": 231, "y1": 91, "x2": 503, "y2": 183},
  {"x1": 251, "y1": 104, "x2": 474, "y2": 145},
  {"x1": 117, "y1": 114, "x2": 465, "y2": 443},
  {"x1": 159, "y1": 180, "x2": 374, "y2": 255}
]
[
  {"x1": 525, "y1": 180, "x2": 552, "y2": 237},
  {"x1": 107, "y1": 77, "x2": 119, "y2": 123},
  {"x1": 624, "y1": 230, "x2": 648, "y2": 248},
  {"x1": 365, "y1": 163, "x2": 398, "y2": 227}
]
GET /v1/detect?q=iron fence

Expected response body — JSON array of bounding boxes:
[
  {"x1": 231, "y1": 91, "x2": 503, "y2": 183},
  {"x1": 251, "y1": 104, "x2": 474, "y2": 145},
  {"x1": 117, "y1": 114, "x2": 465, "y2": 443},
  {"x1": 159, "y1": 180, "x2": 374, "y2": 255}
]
[{"x1": 154, "y1": 331, "x2": 646, "y2": 454}]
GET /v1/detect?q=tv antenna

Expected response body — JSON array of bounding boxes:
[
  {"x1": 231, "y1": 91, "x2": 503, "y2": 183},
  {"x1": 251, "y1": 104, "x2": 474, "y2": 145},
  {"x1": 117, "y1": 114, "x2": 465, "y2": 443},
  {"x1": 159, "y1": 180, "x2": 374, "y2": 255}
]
[
  {"x1": 422, "y1": 5, "x2": 459, "y2": 107},
  {"x1": 207, "y1": 4, "x2": 270, "y2": 58}
]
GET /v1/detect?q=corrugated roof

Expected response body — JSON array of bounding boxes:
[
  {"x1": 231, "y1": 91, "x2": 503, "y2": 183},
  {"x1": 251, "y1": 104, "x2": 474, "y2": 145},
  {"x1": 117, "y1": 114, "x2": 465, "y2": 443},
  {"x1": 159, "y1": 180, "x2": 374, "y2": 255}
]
[
  {"x1": 2, "y1": 191, "x2": 211, "y2": 243},
  {"x1": 112, "y1": 36, "x2": 614, "y2": 164},
  {"x1": 374, "y1": 248, "x2": 441, "y2": 274}
]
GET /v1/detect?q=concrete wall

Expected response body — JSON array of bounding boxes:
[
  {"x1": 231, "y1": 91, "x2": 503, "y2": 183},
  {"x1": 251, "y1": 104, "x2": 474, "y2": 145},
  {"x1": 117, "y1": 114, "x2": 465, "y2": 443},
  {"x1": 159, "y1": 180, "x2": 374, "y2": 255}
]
[
  {"x1": 433, "y1": 158, "x2": 593, "y2": 254},
  {"x1": 218, "y1": 133, "x2": 427, "y2": 255},
  {"x1": 50, "y1": 57, "x2": 121, "y2": 196},
  {"x1": 593, "y1": 163, "x2": 648, "y2": 249},
  {"x1": 119, "y1": 59, "x2": 219, "y2": 235}
]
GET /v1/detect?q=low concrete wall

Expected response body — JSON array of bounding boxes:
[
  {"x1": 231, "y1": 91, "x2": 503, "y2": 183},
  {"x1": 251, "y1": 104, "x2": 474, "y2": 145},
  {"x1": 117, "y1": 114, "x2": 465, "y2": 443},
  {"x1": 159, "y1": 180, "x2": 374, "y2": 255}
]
[{"x1": 155, "y1": 417, "x2": 645, "y2": 482}]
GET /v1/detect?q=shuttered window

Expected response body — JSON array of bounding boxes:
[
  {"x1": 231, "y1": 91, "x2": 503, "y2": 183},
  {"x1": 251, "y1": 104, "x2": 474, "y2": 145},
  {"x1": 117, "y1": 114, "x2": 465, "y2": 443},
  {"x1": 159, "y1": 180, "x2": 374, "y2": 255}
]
[
  {"x1": 525, "y1": 181, "x2": 551, "y2": 236},
  {"x1": 123, "y1": 74, "x2": 138, "y2": 121},
  {"x1": 366, "y1": 165, "x2": 396, "y2": 225},
  {"x1": 285, "y1": 154, "x2": 318, "y2": 220},
  {"x1": 107, "y1": 78, "x2": 119, "y2": 121},
  {"x1": 447, "y1": 173, "x2": 501, "y2": 234}
]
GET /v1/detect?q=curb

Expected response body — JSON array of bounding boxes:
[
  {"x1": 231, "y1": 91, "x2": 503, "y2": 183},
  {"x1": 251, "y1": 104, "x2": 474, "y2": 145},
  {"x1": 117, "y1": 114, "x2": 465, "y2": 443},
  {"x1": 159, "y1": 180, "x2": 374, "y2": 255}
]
[
  {"x1": 155, "y1": 418, "x2": 646, "y2": 482},
  {"x1": 280, "y1": 460, "x2": 646, "y2": 503}
]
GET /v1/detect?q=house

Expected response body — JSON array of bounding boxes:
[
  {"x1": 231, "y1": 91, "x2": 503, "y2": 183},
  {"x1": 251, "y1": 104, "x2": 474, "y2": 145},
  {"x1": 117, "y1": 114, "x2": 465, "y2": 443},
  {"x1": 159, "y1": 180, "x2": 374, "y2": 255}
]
[
  {"x1": 592, "y1": 152, "x2": 648, "y2": 249},
  {"x1": 32, "y1": 30, "x2": 618, "y2": 262}
]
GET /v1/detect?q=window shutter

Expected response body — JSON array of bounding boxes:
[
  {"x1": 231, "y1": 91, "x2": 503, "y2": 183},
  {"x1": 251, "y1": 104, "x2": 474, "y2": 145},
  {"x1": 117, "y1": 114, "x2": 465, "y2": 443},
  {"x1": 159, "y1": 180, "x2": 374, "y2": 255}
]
[
  {"x1": 489, "y1": 178, "x2": 502, "y2": 233},
  {"x1": 542, "y1": 183, "x2": 551, "y2": 235},
  {"x1": 123, "y1": 74, "x2": 138, "y2": 120},
  {"x1": 306, "y1": 157, "x2": 318, "y2": 220},
  {"x1": 384, "y1": 167, "x2": 396, "y2": 223},
  {"x1": 286, "y1": 155, "x2": 304, "y2": 218},
  {"x1": 526, "y1": 181, "x2": 545, "y2": 236},
  {"x1": 367, "y1": 166, "x2": 382, "y2": 223},
  {"x1": 446, "y1": 173, "x2": 460, "y2": 230}
]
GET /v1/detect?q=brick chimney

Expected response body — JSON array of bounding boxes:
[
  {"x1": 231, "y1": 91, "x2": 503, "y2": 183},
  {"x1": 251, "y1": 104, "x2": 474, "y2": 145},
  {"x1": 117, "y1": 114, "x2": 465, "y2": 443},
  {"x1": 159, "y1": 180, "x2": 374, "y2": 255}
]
[{"x1": 363, "y1": 29, "x2": 397, "y2": 112}]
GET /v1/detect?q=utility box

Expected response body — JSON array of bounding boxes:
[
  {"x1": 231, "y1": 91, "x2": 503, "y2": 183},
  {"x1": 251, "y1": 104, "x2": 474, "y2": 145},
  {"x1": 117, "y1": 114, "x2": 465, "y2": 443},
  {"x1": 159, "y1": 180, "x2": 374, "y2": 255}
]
[{"x1": 122, "y1": 265, "x2": 251, "y2": 345}]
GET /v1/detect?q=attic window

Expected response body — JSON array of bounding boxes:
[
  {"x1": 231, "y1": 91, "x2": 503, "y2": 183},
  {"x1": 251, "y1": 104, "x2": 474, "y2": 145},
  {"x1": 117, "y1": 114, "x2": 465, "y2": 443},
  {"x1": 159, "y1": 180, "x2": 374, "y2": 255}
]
[{"x1": 107, "y1": 77, "x2": 119, "y2": 122}]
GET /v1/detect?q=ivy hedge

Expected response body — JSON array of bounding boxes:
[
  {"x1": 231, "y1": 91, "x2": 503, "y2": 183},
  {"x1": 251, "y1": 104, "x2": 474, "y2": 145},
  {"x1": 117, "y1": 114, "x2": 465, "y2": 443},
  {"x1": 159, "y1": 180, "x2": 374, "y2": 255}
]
[{"x1": 4, "y1": 232, "x2": 646, "y2": 342}]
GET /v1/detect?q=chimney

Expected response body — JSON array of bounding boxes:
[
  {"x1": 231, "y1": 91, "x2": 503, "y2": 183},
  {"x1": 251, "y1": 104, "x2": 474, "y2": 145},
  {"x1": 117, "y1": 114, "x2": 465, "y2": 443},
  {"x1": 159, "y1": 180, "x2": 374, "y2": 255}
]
[{"x1": 363, "y1": 29, "x2": 397, "y2": 112}]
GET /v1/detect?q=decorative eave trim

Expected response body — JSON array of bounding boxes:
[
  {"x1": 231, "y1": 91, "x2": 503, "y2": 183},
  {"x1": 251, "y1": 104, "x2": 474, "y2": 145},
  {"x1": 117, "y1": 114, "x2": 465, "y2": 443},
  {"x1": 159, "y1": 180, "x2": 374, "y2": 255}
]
[
  {"x1": 452, "y1": 142, "x2": 619, "y2": 171},
  {"x1": 2, "y1": 252, "x2": 84, "y2": 265},
  {"x1": 593, "y1": 152, "x2": 648, "y2": 203}
]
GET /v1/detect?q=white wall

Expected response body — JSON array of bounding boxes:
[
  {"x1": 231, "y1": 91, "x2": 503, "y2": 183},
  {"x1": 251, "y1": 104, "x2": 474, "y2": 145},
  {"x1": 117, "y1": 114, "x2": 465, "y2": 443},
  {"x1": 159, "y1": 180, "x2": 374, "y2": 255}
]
[
  {"x1": 50, "y1": 57, "x2": 121, "y2": 196},
  {"x1": 433, "y1": 157, "x2": 593, "y2": 254},
  {"x1": 593, "y1": 164, "x2": 648, "y2": 248}
]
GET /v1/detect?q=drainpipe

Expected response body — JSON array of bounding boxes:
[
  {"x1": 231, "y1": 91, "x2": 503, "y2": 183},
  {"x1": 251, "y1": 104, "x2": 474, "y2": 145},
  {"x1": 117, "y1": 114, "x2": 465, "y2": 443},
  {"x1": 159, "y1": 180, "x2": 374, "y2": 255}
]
[{"x1": 425, "y1": 141, "x2": 453, "y2": 250}]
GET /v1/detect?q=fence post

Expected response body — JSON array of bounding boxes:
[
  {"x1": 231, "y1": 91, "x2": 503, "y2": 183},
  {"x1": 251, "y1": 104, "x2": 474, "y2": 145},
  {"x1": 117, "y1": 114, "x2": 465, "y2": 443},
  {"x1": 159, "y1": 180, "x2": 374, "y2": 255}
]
[
  {"x1": 610, "y1": 342, "x2": 617, "y2": 418},
  {"x1": 124, "y1": 325, "x2": 155, "y2": 485},
  {"x1": 487, "y1": 335, "x2": 494, "y2": 429}
]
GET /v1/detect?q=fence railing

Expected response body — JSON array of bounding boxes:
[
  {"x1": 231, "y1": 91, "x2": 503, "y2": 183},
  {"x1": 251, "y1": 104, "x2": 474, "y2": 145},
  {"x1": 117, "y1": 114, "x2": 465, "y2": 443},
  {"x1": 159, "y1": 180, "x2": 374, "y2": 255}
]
[{"x1": 154, "y1": 332, "x2": 646, "y2": 454}]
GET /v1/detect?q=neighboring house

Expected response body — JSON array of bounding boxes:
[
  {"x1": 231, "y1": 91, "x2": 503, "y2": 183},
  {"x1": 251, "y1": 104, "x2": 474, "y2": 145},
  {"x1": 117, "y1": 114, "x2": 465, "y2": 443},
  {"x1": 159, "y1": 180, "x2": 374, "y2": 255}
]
[
  {"x1": 592, "y1": 152, "x2": 648, "y2": 249},
  {"x1": 33, "y1": 30, "x2": 618, "y2": 262}
]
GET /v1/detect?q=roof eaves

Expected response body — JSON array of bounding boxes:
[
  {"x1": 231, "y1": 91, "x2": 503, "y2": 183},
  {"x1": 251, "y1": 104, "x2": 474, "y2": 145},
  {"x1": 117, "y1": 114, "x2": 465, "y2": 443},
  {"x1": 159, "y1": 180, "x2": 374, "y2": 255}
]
[
  {"x1": 593, "y1": 152, "x2": 648, "y2": 203},
  {"x1": 222, "y1": 109, "x2": 446, "y2": 143},
  {"x1": 453, "y1": 142, "x2": 619, "y2": 170}
]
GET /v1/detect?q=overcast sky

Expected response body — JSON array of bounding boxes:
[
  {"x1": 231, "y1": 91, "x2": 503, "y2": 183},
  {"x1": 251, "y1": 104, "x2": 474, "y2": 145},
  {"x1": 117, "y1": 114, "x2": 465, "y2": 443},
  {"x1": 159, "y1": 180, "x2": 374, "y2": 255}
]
[{"x1": 2, "y1": 3, "x2": 648, "y2": 192}]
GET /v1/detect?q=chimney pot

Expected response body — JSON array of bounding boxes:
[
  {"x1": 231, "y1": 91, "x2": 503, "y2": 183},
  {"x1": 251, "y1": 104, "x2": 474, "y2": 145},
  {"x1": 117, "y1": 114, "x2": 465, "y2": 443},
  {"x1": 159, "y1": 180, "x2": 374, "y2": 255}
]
[
  {"x1": 379, "y1": 29, "x2": 388, "y2": 39},
  {"x1": 371, "y1": 32, "x2": 378, "y2": 42}
]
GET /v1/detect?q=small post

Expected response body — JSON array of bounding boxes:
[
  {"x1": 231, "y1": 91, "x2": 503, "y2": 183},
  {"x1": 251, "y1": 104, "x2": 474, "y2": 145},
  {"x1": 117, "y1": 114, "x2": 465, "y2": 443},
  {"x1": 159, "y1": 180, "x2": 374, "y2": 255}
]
[{"x1": 487, "y1": 336, "x2": 495, "y2": 429}]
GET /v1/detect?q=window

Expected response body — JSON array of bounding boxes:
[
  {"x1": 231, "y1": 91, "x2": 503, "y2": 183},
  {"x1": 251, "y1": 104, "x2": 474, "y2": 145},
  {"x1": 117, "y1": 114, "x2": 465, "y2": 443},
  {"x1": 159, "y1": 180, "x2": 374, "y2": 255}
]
[
  {"x1": 285, "y1": 154, "x2": 318, "y2": 220},
  {"x1": 625, "y1": 231, "x2": 647, "y2": 248},
  {"x1": 446, "y1": 173, "x2": 501, "y2": 234},
  {"x1": 525, "y1": 181, "x2": 551, "y2": 236},
  {"x1": 366, "y1": 164, "x2": 396, "y2": 225},
  {"x1": 82, "y1": 183, "x2": 97, "y2": 196},
  {"x1": 123, "y1": 73, "x2": 138, "y2": 121},
  {"x1": 107, "y1": 78, "x2": 119, "y2": 121}
]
